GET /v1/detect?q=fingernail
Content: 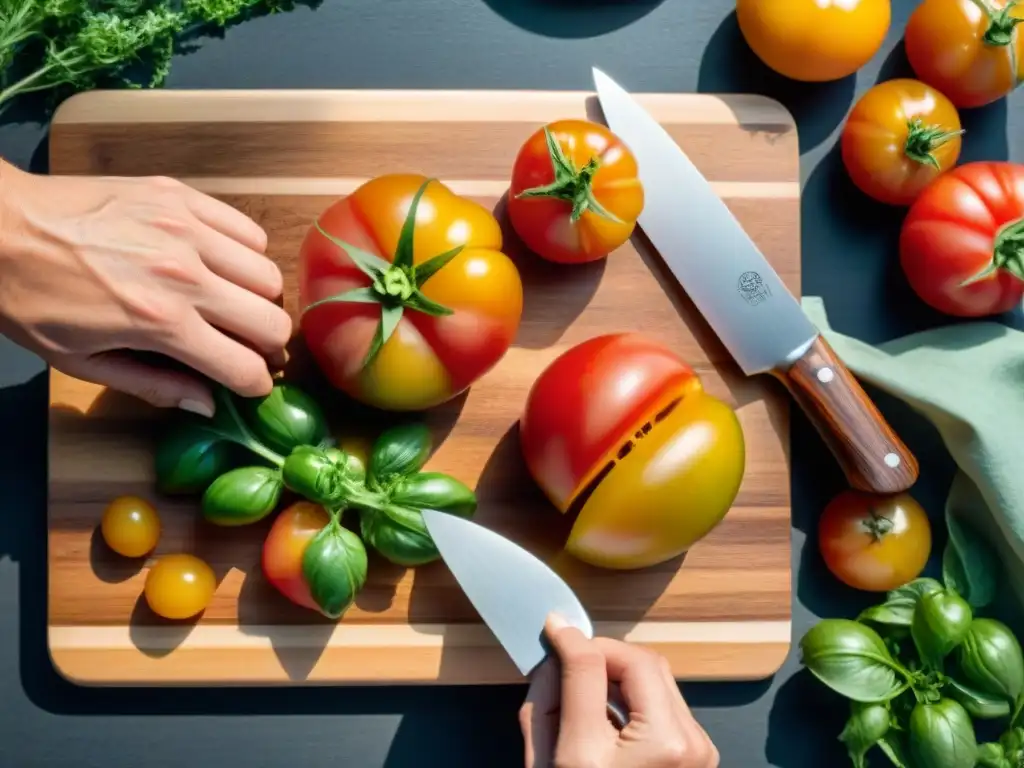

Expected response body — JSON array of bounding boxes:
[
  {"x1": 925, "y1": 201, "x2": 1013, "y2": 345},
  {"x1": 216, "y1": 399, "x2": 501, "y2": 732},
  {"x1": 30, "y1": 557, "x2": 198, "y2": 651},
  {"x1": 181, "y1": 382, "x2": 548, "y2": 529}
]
[
  {"x1": 546, "y1": 612, "x2": 570, "y2": 631},
  {"x1": 179, "y1": 398, "x2": 214, "y2": 418}
]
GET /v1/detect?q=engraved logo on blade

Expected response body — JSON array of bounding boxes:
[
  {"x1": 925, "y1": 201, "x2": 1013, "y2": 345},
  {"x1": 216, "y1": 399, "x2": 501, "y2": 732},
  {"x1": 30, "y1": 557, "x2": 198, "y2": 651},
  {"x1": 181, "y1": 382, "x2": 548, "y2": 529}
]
[{"x1": 737, "y1": 271, "x2": 771, "y2": 306}]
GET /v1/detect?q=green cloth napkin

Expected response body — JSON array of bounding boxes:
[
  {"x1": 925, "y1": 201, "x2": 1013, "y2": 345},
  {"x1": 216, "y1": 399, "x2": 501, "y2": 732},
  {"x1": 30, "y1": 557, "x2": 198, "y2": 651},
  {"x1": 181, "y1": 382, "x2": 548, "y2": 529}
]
[{"x1": 800, "y1": 297, "x2": 1024, "y2": 605}]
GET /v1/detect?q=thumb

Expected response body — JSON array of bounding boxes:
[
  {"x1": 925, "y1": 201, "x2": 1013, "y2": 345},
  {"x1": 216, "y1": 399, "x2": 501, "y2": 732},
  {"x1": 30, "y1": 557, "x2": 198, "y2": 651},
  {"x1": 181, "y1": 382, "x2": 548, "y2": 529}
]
[{"x1": 64, "y1": 351, "x2": 215, "y2": 417}]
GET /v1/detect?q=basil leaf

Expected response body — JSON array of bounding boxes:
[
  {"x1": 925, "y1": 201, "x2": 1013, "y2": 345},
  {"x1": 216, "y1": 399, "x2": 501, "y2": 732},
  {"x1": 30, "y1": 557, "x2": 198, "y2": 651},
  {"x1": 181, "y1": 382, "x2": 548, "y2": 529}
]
[
  {"x1": 799, "y1": 619, "x2": 911, "y2": 702},
  {"x1": 282, "y1": 445, "x2": 347, "y2": 506},
  {"x1": 154, "y1": 421, "x2": 235, "y2": 494},
  {"x1": 243, "y1": 382, "x2": 328, "y2": 455},
  {"x1": 888, "y1": 577, "x2": 944, "y2": 605},
  {"x1": 839, "y1": 701, "x2": 890, "y2": 768},
  {"x1": 368, "y1": 423, "x2": 432, "y2": 488},
  {"x1": 976, "y1": 742, "x2": 1011, "y2": 768},
  {"x1": 907, "y1": 699, "x2": 978, "y2": 768},
  {"x1": 876, "y1": 732, "x2": 912, "y2": 768},
  {"x1": 944, "y1": 676, "x2": 1012, "y2": 719},
  {"x1": 943, "y1": 510, "x2": 997, "y2": 609},
  {"x1": 957, "y1": 618, "x2": 1024, "y2": 702},
  {"x1": 912, "y1": 590, "x2": 973, "y2": 670},
  {"x1": 201, "y1": 466, "x2": 282, "y2": 526},
  {"x1": 301, "y1": 520, "x2": 368, "y2": 619},
  {"x1": 390, "y1": 472, "x2": 477, "y2": 519},
  {"x1": 360, "y1": 503, "x2": 439, "y2": 567},
  {"x1": 859, "y1": 602, "x2": 915, "y2": 629}
]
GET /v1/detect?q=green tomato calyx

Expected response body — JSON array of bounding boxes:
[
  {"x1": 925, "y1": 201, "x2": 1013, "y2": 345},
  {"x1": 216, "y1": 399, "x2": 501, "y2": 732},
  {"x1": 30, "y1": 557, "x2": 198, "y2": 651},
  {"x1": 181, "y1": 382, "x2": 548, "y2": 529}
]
[
  {"x1": 904, "y1": 118, "x2": 964, "y2": 170},
  {"x1": 993, "y1": 218, "x2": 1024, "y2": 282},
  {"x1": 981, "y1": 0, "x2": 1022, "y2": 46},
  {"x1": 515, "y1": 126, "x2": 623, "y2": 225},
  {"x1": 302, "y1": 178, "x2": 464, "y2": 368},
  {"x1": 859, "y1": 504, "x2": 897, "y2": 542}
]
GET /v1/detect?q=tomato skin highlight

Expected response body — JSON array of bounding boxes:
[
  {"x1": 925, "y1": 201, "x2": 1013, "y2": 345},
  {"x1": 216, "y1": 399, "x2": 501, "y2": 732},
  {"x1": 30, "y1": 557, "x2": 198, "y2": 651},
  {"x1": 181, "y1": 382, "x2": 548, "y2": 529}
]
[
  {"x1": 736, "y1": 0, "x2": 891, "y2": 82},
  {"x1": 519, "y1": 333, "x2": 745, "y2": 570},
  {"x1": 298, "y1": 174, "x2": 523, "y2": 412},
  {"x1": 100, "y1": 495, "x2": 161, "y2": 558},
  {"x1": 900, "y1": 161, "x2": 1024, "y2": 317},
  {"x1": 818, "y1": 491, "x2": 932, "y2": 592},
  {"x1": 508, "y1": 120, "x2": 644, "y2": 264},
  {"x1": 905, "y1": 0, "x2": 1024, "y2": 109},
  {"x1": 144, "y1": 554, "x2": 217, "y2": 620},
  {"x1": 841, "y1": 79, "x2": 963, "y2": 206},
  {"x1": 262, "y1": 501, "x2": 332, "y2": 612}
]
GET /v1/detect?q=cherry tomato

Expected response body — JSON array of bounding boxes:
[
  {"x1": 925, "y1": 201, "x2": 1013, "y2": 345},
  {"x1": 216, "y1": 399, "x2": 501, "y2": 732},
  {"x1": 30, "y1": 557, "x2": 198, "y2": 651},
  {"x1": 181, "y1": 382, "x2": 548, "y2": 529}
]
[
  {"x1": 900, "y1": 161, "x2": 1024, "y2": 317},
  {"x1": 519, "y1": 334, "x2": 745, "y2": 570},
  {"x1": 736, "y1": 0, "x2": 891, "y2": 82},
  {"x1": 100, "y1": 495, "x2": 161, "y2": 558},
  {"x1": 298, "y1": 174, "x2": 523, "y2": 412},
  {"x1": 144, "y1": 554, "x2": 216, "y2": 620},
  {"x1": 818, "y1": 491, "x2": 932, "y2": 592},
  {"x1": 262, "y1": 501, "x2": 331, "y2": 611},
  {"x1": 507, "y1": 119, "x2": 644, "y2": 264},
  {"x1": 841, "y1": 79, "x2": 963, "y2": 206},
  {"x1": 905, "y1": 0, "x2": 1024, "y2": 109}
]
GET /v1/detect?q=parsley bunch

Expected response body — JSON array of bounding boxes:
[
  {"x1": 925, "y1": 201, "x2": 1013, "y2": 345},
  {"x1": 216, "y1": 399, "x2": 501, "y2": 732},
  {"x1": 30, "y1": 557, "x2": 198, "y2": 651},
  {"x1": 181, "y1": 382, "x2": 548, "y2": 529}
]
[{"x1": 0, "y1": 0, "x2": 317, "y2": 113}]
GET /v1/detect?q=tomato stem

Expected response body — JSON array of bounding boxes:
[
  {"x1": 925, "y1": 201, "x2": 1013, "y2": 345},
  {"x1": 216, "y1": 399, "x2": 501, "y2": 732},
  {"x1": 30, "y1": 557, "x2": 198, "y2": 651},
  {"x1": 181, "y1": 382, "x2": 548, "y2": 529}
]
[
  {"x1": 979, "y1": 0, "x2": 1023, "y2": 46},
  {"x1": 861, "y1": 506, "x2": 895, "y2": 542},
  {"x1": 994, "y1": 217, "x2": 1024, "y2": 282},
  {"x1": 903, "y1": 118, "x2": 964, "y2": 169},
  {"x1": 515, "y1": 126, "x2": 623, "y2": 224}
]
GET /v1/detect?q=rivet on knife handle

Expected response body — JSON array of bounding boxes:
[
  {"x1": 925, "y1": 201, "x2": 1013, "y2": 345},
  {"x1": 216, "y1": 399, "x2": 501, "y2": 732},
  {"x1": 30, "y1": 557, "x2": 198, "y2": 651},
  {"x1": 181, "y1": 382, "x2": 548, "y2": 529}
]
[{"x1": 774, "y1": 336, "x2": 919, "y2": 494}]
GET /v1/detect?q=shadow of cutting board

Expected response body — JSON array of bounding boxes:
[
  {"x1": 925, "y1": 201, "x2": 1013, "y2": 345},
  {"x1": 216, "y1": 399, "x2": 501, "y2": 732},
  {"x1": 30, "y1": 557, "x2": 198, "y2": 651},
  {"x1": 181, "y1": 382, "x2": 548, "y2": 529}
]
[{"x1": 46, "y1": 87, "x2": 798, "y2": 685}]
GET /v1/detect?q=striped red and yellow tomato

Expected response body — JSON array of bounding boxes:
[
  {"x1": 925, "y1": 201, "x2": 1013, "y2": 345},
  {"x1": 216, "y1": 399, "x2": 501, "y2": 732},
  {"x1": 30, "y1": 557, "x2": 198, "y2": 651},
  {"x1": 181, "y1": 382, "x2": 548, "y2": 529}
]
[
  {"x1": 298, "y1": 174, "x2": 524, "y2": 412},
  {"x1": 519, "y1": 334, "x2": 746, "y2": 570}
]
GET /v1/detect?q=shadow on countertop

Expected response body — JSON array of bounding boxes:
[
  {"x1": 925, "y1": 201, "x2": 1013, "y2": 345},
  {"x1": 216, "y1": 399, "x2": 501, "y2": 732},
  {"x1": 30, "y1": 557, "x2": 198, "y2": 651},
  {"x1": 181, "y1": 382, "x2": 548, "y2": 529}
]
[{"x1": 478, "y1": 0, "x2": 666, "y2": 39}]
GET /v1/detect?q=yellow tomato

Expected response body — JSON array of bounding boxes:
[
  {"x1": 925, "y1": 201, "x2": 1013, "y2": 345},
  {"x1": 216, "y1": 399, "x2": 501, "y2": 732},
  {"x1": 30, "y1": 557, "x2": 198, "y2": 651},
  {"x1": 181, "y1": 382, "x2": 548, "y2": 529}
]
[
  {"x1": 100, "y1": 495, "x2": 161, "y2": 558},
  {"x1": 144, "y1": 554, "x2": 217, "y2": 620},
  {"x1": 736, "y1": 0, "x2": 891, "y2": 82}
]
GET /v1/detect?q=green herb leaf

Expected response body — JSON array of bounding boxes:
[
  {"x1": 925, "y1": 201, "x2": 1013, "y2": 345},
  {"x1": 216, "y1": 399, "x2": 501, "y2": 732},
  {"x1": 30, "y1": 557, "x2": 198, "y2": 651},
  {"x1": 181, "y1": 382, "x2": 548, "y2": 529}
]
[
  {"x1": 301, "y1": 518, "x2": 368, "y2": 619},
  {"x1": 414, "y1": 244, "x2": 463, "y2": 287},
  {"x1": 281, "y1": 445, "x2": 347, "y2": 506},
  {"x1": 943, "y1": 510, "x2": 998, "y2": 609},
  {"x1": 394, "y1": 178, "x2": 433, "y2": 271},
  {"x1": 839, "y1": 701, "x2": 891, "y2": 768},
  {"x1": 907, "y1": 699, "x2": 978, "y2": 768},
  {"x1": 957, "y1": 618, "x2": 1024, "y2": 703},
  {"x1": 944, "y1": 676, "x2": 1013, "y2": 719},
  {"x1": 912, "y1": 590, "x2": 973, "y2": 671},
  {"x1": 201, "y1": 466, "x2": 283, "y2": 526},
  {"x1": 154, "y1": 421, "x2": 236, "y2": 494},
  {"x1": 368, "y1": 423, "x2": 432, "y2": 488},
  {"x1": 243, "y1": 382, "x2": 329, "y2": 455},
  {"x1": 876, "y1": 732, "x2": 912, "y2": 767},
  {"x1": 976, "y1": 742, "x2": 1010, "y2": 768},
  {"x1": 390, "y1": 472, "x2": 478, "y2": 519},
  {"x1": 799, "y1": 619, "x2": 911, "y2": 702}
]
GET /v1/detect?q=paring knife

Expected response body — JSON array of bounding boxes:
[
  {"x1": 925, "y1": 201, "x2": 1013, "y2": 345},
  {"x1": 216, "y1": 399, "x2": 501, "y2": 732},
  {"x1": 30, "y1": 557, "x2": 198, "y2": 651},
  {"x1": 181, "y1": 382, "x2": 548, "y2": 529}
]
[
  {"x1": 591, "y1": 68, "x2": 919, "y2": 495},
  {"x1": 420, "y1": 508, "x2": 629, "y2": 729}
]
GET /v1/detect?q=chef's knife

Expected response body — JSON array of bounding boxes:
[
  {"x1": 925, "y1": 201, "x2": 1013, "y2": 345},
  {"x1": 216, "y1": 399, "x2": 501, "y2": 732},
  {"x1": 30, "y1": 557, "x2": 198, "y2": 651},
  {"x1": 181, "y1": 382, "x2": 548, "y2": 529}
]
[
  {"x1": 420, "y1": 508, "x2": 629, "y2": 729},
  {"x1": 592, "y1": 68, "x2": 918, "y2": 495}
]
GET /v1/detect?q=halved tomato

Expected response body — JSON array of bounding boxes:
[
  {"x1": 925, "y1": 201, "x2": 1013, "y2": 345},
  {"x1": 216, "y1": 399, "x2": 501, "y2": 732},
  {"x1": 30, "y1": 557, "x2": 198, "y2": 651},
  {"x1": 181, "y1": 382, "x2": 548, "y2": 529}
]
[{"x1": 519, "y1": 334, "x2": 746, "y2": 570}]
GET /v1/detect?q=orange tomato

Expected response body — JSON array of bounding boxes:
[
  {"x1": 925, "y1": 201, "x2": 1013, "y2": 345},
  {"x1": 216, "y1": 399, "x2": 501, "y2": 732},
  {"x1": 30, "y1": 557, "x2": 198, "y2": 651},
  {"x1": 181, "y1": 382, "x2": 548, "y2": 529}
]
[
  {"x1": 100, "y1": 495, "x2": 161, "y2": 558},
  {"x1": 818, "y1": 491, "x2": 932, "y2": 592},
  {"x1": 144, "y1": 554, "x2": 217, "y2": 620},
  {"x1": 298, "y1": 174, "x2": 523, "y2": 412},
  {"x1": 508, "y1": 119, "x2": 644, "y2": 264},
  {"x1": 905, "y1": 0, "x2": 1024, "y2": 109},
  {"x1": 841, "y1": 79, "x2": 964, "y2": 206},
  {"x1": 736, "y1": 0, "x2": 891, "y2": 82},
  {"x1": 261, "y1": 501, "x2": 331, "y2": 612}
]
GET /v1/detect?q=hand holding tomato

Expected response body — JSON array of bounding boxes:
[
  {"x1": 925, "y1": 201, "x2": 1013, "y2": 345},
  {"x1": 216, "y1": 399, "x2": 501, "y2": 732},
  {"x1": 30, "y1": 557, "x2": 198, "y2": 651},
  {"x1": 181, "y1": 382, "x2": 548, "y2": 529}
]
[
  {"x1": 900, "y1": 161, "x2": 1024, "y2": 317},
  {"x1": 818, "y1": 490, "x2": 932, "y2": 592},
  {"x1": 298, "y1": 174, "x2": 523, "y2": 411},
  {"x1": 519, "y1": 334, "x2": 745, "y2": 570},
  {"x1": 841, "y1": 79, "x2": 963, "y2": 206},
  {"x1": 905, "y1": 0, "x2": 1024, "y2": 109},
  {"x1": 508, "y1": 120, "x2": 644, "y2": 264}
]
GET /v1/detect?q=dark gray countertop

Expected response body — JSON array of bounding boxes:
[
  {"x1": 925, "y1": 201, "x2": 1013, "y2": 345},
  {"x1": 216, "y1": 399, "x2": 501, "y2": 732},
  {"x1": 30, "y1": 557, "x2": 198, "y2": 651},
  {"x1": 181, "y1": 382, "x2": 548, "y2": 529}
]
[{"x1": 0, "y1": 0, "x2": 1021, "y2": 765}]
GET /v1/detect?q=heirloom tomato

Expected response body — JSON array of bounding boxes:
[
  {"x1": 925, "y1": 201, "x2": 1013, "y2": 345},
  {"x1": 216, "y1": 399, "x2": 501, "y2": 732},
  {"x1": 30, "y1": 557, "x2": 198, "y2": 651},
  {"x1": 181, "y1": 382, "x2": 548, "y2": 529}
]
[
  {"x1": 144, "y1": 554, "x2": 216, "y2": 620},
  {"x1": 519, "y1": 334, "x2": 745, "y2": 570},
  {"x1": 298, "y1": 174, "x2": 523, "y2": 412},
  {"x1": 841, "y1": 79, "x2": 963, "y2": 206},
  {"x1": 818, "y1": 490, "x2": 932, "y2": 592},
  {"x1": 262, "y1": 500, "x2": 332, "y2": 612},
  {"x1": 736, "y1": 0, "x2": 890, "y2": 82},
  {"x1": 905, "y1": 0, "x2": 1024, "y2": 109},
  {"x1": 508, "y1": 119, "x2": 644, "y2": 264},
  {"x1": 900, "y1": 161, "x2": 1024, "y2": 317}
]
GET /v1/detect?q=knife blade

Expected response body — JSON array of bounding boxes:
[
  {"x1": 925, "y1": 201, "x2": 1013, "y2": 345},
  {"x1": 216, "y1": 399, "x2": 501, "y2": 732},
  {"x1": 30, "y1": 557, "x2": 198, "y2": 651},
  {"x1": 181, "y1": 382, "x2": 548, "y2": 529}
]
[
  {"x1": 592, "y1": 67, "x2": 918, "y2": 495},
  {"x1": 420, "y1": 509, "x2": 628, "y2": 728}
]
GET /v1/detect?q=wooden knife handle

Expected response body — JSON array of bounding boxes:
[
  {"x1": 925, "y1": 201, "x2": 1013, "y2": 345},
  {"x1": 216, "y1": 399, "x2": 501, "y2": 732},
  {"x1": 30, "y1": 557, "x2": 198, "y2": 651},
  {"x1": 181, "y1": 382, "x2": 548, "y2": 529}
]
[{"x1": 773, "y1": 336, "x2": 919, "y2": 494}]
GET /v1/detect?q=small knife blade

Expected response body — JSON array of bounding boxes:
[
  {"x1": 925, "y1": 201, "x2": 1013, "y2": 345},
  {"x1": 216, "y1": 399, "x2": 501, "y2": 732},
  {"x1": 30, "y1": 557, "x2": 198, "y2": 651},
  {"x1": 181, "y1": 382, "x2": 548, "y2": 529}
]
[
  {"x1": 592, "y1": 67, "x2": 918, "y2": 494},
  {"x1": 420, "y1": 509, "x2": 628, "y2": 728}
]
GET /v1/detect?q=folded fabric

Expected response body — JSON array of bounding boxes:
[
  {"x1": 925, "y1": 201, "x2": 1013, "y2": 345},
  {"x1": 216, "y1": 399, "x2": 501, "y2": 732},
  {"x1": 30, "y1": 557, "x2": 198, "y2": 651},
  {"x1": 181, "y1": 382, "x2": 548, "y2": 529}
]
[{"x1": 800, "y1": 297, "x2": 1024, "y2": 606}]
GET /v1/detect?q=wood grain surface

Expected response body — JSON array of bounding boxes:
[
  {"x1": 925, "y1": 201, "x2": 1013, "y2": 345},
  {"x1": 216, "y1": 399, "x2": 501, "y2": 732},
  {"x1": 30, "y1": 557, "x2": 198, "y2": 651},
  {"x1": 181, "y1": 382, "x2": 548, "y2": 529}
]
[{"x1": 47, "y1": 88, "x2": 798, "y2": 685}]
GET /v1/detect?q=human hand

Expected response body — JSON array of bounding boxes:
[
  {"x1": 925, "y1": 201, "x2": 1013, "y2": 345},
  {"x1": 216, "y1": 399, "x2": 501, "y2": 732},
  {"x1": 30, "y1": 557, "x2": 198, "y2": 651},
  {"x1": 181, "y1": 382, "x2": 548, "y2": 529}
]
[
  {"x1": 520, "y1": 614, "x2": 719, "y2": 768},
  {"x1": 0, "y1": 162, "x2": 291, "y2": 416}
]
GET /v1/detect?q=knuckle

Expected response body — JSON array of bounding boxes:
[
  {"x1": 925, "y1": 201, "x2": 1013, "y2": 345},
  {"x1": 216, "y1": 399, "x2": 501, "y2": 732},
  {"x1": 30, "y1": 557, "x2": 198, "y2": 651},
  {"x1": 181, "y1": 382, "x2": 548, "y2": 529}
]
[
  {"x1": 706, "y1": 743, "x2": 721, "y2": 768},
  {"x1": 148, "y1": 175, "x2": 184, "y2": 190},
  {"x1": 655, "y1": 740, "x2": 689, "y2": 767},
  {"x1": 516, "y1": 703, "x2": 532, "y2": 733}
]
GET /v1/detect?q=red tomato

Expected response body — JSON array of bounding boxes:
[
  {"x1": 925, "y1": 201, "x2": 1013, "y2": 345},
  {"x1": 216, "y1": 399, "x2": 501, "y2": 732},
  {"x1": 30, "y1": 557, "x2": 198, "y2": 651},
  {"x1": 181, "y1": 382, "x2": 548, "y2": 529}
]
[
  {"x1": 519, "y1": 334, "x2": 745, "y2": 570},
  {"x1": 905, "y1": 0, "x2": 1024, "y2": 109},
  {"x1": 841, "y1": 79, "x2": 963, "y2": 206},
  {"x1": 818, "y1": 491, "x2": 932, "y2": 592},
  {"x1": 508, "y1": 120, "x2": 644, "y2": 264},
  {"x1": 900, "y1": 161, "x2": 1024, "y2": 317},
  {"x1": 298, "y1": 174, "x2": 523, "y2": 412},
  {"x1": 262, "y1": 501, "x2": 331, "y2": 611}
]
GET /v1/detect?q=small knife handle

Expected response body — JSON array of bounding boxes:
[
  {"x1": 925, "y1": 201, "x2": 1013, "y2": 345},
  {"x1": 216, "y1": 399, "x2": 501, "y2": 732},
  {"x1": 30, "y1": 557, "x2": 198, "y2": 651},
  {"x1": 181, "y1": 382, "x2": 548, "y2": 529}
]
[{"x1": 773, "y1": 336, "x2": 919, "y2": 495}]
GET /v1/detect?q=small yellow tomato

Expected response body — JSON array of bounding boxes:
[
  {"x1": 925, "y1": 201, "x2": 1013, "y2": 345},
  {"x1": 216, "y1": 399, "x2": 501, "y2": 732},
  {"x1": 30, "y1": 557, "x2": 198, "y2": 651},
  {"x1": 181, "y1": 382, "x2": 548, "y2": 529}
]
[
  {"x1": 100, "y1": 495, "x2": 161, "y2": 558},
  {"x1": 144, "y1": 554, "x2": 217, "y2": 620}
]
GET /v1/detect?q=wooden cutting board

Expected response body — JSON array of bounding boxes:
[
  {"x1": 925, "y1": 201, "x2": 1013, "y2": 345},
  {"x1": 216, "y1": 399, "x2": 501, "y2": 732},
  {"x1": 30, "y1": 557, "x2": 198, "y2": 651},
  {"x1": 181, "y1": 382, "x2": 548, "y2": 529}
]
[{"x1": 47, "y1": 87, "x2": 798, "y2": 685}]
